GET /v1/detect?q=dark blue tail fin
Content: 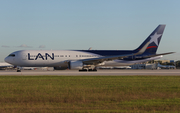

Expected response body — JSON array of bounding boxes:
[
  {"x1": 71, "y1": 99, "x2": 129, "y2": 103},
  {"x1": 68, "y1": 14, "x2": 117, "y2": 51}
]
[{"x1": 134, "y1": 25, "x2": 166, "y2": 55}]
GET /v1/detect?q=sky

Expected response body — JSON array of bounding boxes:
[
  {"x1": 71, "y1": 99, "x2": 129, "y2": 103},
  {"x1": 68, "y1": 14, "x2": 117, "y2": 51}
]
[{"x1": 0, "y1": 0, "x2": 180, "y2": 62}]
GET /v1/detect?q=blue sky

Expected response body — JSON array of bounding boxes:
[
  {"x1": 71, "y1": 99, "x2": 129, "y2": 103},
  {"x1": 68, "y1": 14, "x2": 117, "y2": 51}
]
[{"x1": 0, "y1": 0, "x2": 180, "y2": 62}]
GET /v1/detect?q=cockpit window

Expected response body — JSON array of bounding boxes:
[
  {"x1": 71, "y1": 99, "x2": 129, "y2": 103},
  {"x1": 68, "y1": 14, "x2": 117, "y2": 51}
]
[{"x1": 8, "y1": 54, "x2": 15, "y2": 57}]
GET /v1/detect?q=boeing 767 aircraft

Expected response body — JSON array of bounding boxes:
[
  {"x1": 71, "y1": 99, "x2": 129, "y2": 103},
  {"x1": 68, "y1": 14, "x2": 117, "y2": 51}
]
[{"x1": 5, "y1": 25, "x2": 174, "y2": 72}]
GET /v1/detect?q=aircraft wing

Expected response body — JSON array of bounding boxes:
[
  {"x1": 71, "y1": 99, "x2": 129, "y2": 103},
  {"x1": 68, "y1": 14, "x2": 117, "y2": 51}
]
[
  {"x1": 82, "y1": 53, "x2": 134, "y2": 65},
  {"x1": 82, "y1": 42, "x2": 150, "y2": 65}
]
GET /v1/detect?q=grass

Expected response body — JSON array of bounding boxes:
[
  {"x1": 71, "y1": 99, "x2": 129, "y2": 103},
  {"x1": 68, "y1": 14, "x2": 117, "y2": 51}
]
[{"x1": 0, "y1": 76, "x2": 179, "y2": 112}]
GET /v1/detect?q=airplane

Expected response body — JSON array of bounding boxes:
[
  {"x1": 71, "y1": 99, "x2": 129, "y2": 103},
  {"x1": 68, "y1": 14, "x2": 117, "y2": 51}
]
[
  {"x1": 4, "y1": 24, "x2": 174, "y2": 72},
  {"x1": 157, "y1": 63, "x2": 176, "y2": 69},
  {"x1": 0, "y1": 62, "x2": 14, "y2": 70}
]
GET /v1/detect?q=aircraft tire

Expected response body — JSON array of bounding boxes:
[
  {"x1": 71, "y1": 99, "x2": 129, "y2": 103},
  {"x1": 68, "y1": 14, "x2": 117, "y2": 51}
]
[
  {"x1": 79, "y1": 69, "x2": 87, "y2": 72},
  {"x1": 17, "y1": 70, "x2": 21, "y2": 72},
  {"x1": 88, "y1": 69, "x2": 93, "y2": 71}
]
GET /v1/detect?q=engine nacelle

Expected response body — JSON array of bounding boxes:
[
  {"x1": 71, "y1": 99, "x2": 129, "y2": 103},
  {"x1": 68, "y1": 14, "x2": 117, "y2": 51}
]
[{"x1": 69, "y1": 61, "x2": 83, "y2": 70}]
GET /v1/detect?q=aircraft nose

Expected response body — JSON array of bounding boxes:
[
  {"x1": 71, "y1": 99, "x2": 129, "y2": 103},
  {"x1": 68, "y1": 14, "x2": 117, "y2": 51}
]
[{"x1": 4, "y1": 57, "x2": 11, "y2": 64}]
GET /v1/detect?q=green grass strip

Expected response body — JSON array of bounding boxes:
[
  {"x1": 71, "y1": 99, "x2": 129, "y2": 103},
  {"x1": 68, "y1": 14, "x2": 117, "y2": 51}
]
[{"x1": 0, "y1": 76, "x2": 179, "y2": 112}]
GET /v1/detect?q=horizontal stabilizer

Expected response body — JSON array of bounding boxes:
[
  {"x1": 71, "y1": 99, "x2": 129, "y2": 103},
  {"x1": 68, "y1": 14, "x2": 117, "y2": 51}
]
[{"x1": 142, "y1": 52, "x2": 175, "y2": 58}]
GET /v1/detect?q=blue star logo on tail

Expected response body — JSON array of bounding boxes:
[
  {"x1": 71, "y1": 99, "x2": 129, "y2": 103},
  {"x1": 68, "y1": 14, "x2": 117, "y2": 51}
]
[{"x1": 149, "y1": 32, "x2": 162, "y2": 46}]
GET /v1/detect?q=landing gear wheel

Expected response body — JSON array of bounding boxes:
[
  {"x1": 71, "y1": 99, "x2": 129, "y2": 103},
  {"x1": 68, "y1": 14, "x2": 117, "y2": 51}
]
[
  {"x1": 79, "y1": 69, "x2": 87, "y2": 72},
  {"x1": 17, "y1": 69, "x2": 21, "y2": 72},
  {"x1": 88, "y1": 69, "x2": 97, "y2": 71},
  {"x1": 88, "y1": 69, "x2": 93, "y2": 71}
]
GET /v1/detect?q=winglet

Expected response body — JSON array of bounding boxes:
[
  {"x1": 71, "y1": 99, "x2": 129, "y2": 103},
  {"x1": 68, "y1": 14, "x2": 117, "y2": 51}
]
[{"x1": 134, "y1": 42, "x2": 150, "y2": 55}]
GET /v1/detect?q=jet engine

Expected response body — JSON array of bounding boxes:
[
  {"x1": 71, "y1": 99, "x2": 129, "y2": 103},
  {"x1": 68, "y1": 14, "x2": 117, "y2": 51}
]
[{"x1": 69, "y1": 61, "x2": 83, "y2": 70}]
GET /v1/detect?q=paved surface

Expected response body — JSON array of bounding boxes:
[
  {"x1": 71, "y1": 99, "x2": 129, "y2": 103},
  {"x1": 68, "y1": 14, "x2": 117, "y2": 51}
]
[{"x1": 0, "y1": 69, "x2": 180, "y2": 76}]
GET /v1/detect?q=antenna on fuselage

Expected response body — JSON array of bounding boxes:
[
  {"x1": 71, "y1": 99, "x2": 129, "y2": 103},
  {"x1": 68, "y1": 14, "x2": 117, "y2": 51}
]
[{"x1": 88, "y1": 47, "x2": 92, "y2": 50}]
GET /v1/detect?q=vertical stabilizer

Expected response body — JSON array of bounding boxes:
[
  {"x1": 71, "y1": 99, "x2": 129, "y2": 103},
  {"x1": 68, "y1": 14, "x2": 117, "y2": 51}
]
[{"x1": 134, "y1": 25, "x2": 166, "y2": 55}]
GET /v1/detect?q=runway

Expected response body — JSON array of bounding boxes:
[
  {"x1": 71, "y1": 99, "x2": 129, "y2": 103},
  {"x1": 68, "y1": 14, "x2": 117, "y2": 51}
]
[{"x1": 0, "y1": 69, "x2": 180, "y2": 76}]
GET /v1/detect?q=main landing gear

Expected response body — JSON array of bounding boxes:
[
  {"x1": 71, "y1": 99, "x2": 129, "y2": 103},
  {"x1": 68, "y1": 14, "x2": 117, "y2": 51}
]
[
  {"x1": 88, "y1": 69, "x2": 97, "y2": 71},
  {"x1": 79, "y1": 68, "x2": 97, "y2": 72}
]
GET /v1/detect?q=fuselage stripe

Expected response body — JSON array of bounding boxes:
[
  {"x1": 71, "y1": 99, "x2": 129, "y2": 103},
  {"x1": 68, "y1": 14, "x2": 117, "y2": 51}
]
[{"x1": 138, "y1": 46, "x2": 157, "y2": 50}]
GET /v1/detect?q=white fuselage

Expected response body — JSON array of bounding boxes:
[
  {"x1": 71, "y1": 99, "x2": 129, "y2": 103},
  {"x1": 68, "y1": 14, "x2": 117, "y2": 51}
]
[{"x1": 5, "y1": 50, "x2": 162, "y2": 68}]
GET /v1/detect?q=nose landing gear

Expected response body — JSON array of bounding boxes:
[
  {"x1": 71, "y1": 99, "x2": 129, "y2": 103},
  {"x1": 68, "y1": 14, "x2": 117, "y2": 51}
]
[{"x1": 17, "y1": 67, "x2": 21, "y2": 72}]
